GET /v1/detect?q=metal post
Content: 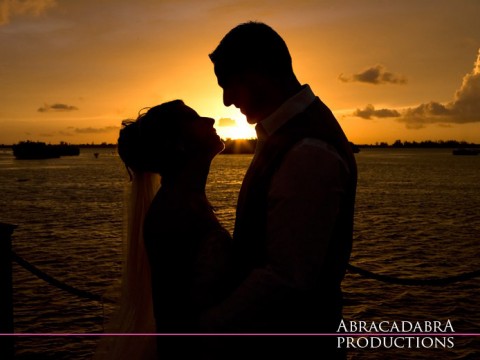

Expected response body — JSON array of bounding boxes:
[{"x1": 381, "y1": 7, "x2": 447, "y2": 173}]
[{"x1": 0, "y1": 222, "x2": 16, "y2": 359}]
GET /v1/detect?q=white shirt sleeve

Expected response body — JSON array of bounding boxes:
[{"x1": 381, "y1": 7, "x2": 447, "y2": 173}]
[{"x1": 265, "y1": 138, "x2": 350, "y2": 289}]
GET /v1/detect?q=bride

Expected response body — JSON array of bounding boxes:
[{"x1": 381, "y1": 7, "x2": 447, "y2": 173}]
[{"x1": 94, "y1": 100, "x2": 231, "y2": 359}]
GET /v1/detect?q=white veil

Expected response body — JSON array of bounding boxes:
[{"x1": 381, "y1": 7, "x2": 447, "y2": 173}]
[{"x1": 94, "y1": 171, "x2": 161, "y2": 360}]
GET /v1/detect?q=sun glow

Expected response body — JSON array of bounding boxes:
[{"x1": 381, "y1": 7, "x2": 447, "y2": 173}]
[{"x1": 215, "y1": 118, "x2": 256, "y2": 140}]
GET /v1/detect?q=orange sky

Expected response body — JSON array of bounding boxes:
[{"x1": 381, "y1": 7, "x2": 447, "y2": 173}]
[{"x1": 1, "y1": 0, "x2": 480, "y2": 144}]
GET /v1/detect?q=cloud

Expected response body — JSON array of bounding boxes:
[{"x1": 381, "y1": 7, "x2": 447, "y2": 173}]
[
  {"x1": 38, "y1": 103, "x2": 78, "y2": 112},
  {"x1": 353, "y1": 49, "x2": 480, "y2": 128},
  {"x1": 353, "y1": 104, "x2": 401, "y2": 119},
  {"x1": 73, "y1": 126, "x2": 119, "y2": 134},
  {"x1": 0, "y1": 0, "x2": 56, "y2": 25},
  {"x1": 217, "y1": 118, "x2": 237, "y2": 127},
  {"x1": 38, "y1": 128, "x2": 116, "y2": 137},
  {"x1": 339, "y1": 65, "x2": 407, "y2": 85},
  {"x1": 399, "y1": 49, "x2": 480, "y2": 128}
]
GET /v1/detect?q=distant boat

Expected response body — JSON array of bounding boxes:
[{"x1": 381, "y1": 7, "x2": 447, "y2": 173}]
[
  {"x1": 55, "y1": 143, "x2": 80, "y2": 157},
  {"x1": 12, "y1": 141, "x2": 80, "y2": 160},
  {"x1": 452, "y1": 148, "x2": 479, "y2": 156}
]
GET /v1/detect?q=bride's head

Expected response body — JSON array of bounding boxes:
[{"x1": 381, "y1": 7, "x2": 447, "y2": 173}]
[{"x1": 118, "y1": 100, "x2": 224, "y2": 176}]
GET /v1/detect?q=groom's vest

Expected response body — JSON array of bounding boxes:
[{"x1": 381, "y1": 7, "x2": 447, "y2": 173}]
[{"x1": 232, "y1": 97, "x2": 357, "y2": 331}]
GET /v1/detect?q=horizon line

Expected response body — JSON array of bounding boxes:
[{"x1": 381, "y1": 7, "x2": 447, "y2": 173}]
[{"x1": 1, "y1": 139, "x2": 479, "y2": 147}]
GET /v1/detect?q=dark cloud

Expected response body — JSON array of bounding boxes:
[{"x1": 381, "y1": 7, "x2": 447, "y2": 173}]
[
  {"x1": 0, "y1": 0, "x2": 56, "y2": 25},
  {"x1": 407, "y1": 101, "x2": 452, "y2": 117},
  {"x1": 399, "y1": 51, "x2": 480, "y2": 128},
  {"x1": 73, "y1": 126, "x2": 119, "y2": 134},
  {"x1": 339, "y1": 65, "x2": 407, "y2": 85},
  {"x1": 38, "y1": 103, "x2": 79, "y2": 112},
  {"x1": 217, "y1": 118, "x2": 237, "y2": 127},
  {"x1": 353, "y1": 104, "x2": 401, "y2": 119},
  {"x1": 353, "y1": 49, "x2": 480, "y2": 128}
]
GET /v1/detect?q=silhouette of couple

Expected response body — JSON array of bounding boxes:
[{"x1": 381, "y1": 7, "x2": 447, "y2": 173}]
[{"x1": 95, "y1": 22, "x2": 357, "y2": 360}]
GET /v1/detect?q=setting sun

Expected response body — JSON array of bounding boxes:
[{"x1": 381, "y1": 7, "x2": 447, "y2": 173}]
[
  {"x1": 215, "y1": 117, "x2": 256, "y2": 140},
  {"x1": 1, "y1": 1, "x2": 479, "y2": 146}
]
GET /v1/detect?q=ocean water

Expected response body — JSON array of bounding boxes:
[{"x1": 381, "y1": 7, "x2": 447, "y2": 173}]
[{"x1": 0, "y1": 147, "x2": 479, "y2": 359}]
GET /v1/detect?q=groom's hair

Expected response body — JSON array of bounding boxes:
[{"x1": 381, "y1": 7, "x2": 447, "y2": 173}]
[{"x1": 209, "y1": 22, "x2": 294, "y2": 82}]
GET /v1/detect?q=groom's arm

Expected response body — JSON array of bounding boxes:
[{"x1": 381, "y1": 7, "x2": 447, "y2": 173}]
[{"x1": 200, "y1": 139, "x2": 350, "y2": 331}]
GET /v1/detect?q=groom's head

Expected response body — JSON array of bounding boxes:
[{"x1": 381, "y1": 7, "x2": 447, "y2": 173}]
[{"x1": 210, "y1": 22, "x2": 300, "y2": 124}]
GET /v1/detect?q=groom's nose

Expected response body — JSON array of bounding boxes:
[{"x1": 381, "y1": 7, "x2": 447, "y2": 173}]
[{"x1": 223, "y1": 88, "x2": 235, "y2": 107}]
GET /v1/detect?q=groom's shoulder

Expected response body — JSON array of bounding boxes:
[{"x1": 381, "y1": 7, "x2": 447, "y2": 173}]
[{"x1": 278, "y1": 138, "x2": 351, "y2": 181}]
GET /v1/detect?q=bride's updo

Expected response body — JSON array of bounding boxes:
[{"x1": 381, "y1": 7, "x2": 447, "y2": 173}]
[{"x1": 118, "y1": 100, "x2": 188, "y2": 176}]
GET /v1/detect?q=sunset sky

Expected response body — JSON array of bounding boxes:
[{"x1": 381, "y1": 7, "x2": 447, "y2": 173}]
[{"x1": 1, "y1": 0, "x2": 480, "y2": 145}]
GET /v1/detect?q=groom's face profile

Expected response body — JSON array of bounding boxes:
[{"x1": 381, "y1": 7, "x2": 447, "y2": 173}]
[
  {"x1": 215, "y1": 65, "x2": 267, "y2": 124},
  {"x1": 214, "y1": 64, "x2": 265, "y2": 124}
]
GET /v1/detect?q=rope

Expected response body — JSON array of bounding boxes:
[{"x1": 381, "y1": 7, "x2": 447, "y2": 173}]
[
  {"x1": 12, "y1": 250, "x2": 114, "y2": 303},
  {"x1": 347, "y1": 264, "x2": 480, "y2": 286},
  {"x1": 10, "y1": 250, "x2": 480, "y2": 304}
]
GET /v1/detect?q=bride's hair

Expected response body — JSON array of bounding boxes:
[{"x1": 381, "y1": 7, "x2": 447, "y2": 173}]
[{"x1": 118, "y1": 99, "x2": 188, "y2": 177}]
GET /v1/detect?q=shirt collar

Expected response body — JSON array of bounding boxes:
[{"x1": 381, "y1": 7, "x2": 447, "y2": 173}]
[{"x1": 255, "y1": 84, "x2": 316, "y2": 140}]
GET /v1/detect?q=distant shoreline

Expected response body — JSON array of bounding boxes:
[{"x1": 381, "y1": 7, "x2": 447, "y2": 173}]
[{"x1": 1, "y1": 139, "x2": 479, "y2": 155}]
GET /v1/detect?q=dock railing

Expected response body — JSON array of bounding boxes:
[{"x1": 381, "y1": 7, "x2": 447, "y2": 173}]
[
  {"x1": 1, "y1": 220, "x2": 480, "y2": 359},
  {"x1": 0, "y1": 222, "x2": 16, "y2": 360}
]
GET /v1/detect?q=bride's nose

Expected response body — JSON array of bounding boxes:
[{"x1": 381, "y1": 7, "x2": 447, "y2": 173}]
[{"x1": 202, "y1": 117, "x2": 215, "y2": 126}]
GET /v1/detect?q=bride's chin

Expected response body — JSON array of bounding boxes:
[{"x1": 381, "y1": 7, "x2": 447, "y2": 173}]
[
  {"x1": 207, "y1": 140, "x2": 225, "y2": 158},
  {"x1": 211, "y1": 135, "x2": 224, "y2": 150},
  {"x1": 217, "y1": 139, "x2": 225, "y2": 152},
  {"x1": 217, "y1": 140, "x2": 226, "y2": 154}
]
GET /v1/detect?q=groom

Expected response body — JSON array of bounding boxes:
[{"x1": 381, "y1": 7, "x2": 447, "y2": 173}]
[{"x1": 204, "y1": 22, "x2": 357, "y2": 359}]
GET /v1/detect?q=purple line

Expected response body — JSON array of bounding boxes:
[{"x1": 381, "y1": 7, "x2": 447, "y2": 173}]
[{"x1": 0, "y1": 333, "x2": 479, "y2": 337}]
